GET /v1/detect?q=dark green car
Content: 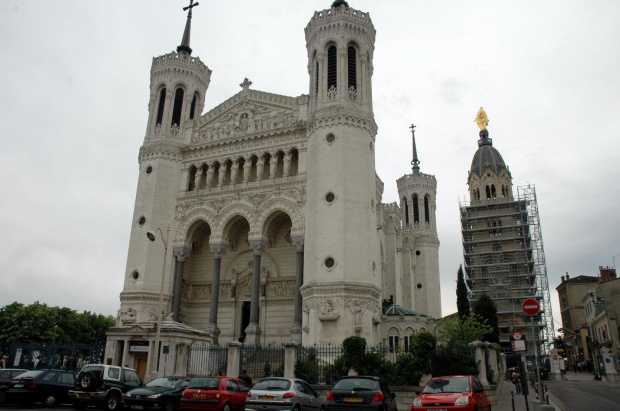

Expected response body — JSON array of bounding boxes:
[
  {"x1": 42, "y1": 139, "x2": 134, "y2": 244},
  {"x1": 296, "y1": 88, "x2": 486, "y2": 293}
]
[{"x1": 124, "y1": 377, "x2": 193, "y2": 411}]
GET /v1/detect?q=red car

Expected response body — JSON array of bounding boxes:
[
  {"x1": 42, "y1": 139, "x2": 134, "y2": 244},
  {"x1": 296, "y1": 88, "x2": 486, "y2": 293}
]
[
  {"x1": 180, "y1": 376, "x2": 250, "y2": 411},
  {"x1": 411, "y1": 375, "x2": 491, "y2": 411}
]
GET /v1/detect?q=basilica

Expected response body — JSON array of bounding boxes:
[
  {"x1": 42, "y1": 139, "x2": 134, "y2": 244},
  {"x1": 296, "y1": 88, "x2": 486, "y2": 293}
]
[{"x1": 105, "y1": 1, "x2": 441, "y2": 377}]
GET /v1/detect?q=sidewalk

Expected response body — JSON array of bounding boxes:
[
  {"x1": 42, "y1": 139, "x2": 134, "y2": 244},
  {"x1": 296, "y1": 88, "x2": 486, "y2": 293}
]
[{"x1": 493, "y1": 379, "x2": 560, "y2": 411}]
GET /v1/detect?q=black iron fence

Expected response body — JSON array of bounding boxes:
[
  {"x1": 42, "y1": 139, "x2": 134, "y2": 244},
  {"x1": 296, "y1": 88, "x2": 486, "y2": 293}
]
[
  {"x1": 7, "y1": 341, "x2": 105, "y2": 371},
  {"x1": 240, "y1": 344, "x2": 285, "y2": 381}
]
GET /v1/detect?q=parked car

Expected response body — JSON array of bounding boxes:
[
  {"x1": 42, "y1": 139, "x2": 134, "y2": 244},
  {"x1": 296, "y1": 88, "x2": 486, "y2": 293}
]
[
  {"x1": 180, "y1": 376, "x2": 250, "y2": 411},
  {"x1": 411, "y1": 375, "x2": 491, "y2": 411},
  {"x1": 69, "y1": 364, "x2": 143, "y2": 410},
  {"x1": 325, "y1": 376, "x2": 397, "y2": 411},
  {"x1": 3, "y1": 368, "x2": 77, "y2": 407},
  {"x1": 0, "y1": 368, "x2": 28, "y2": 404},
  {"x1": 125, "y1": 376, "x2": 193, "y2": 411},
  {"x1": 246, "y1": 377, "x2": 326, "y2": 411}
]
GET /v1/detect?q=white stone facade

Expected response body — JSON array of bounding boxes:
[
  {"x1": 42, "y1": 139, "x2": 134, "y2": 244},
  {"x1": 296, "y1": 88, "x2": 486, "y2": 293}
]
[{"x1": 108, "y1": 2, "x2": 442, "y2": 373}]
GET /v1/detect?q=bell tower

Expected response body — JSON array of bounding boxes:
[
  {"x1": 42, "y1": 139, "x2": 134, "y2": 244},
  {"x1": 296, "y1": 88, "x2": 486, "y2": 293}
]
[
  {"x1": 120, "y1": 2, "x2": 210, "y2": 323},
  {"x1": 301, "y1": 1, "x2": 382, "y2": 344}
]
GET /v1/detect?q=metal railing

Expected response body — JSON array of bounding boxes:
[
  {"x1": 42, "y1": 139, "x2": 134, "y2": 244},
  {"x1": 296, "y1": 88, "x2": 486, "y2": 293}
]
[
  {"x1": 187, "y1": 344, "x2": 228, "y2": 376},
  {"x1": 7, "y1": 341, "x2": 105, "y2": 371},
  {"x1": 240, "y1": 345, "x2": 285, "y2": 381}
]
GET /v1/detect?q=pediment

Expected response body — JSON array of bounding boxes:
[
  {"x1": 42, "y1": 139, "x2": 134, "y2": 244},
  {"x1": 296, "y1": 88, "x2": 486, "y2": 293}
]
[{"x1": 192, "y1": 89, "x2": 308, "y2": 146}]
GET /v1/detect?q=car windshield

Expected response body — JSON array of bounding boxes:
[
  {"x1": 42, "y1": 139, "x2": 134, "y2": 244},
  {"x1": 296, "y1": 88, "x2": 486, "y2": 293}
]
[
  {"x1": 146, "y1": 377, "x2": 178, "y2": 388},
  {"x1": 423, "y1": 378, "x2": 471, "y2": 394},
  {"x1": 333, "y1": 378, "x2": 378, "y2": 391},
  {"x1": 252, "y1": 379, "x2": 291, "y2": 391},
  {"x1": 188, "y1": 377, "x2": 220, "y2": 390},
  {"x1": 14, "y1": 370, "x2": 44, "y2": 379}
]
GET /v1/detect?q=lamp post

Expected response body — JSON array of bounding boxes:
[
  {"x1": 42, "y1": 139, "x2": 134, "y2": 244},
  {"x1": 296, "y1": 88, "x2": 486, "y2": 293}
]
[{"x1": 146, "y1": 226, "x2": 170, "y2": 381}]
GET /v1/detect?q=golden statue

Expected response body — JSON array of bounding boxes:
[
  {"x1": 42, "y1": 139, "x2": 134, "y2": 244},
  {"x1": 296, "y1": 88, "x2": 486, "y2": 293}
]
[{"x1": 475, "y1": 107, "x2": 489, "y2": 130}]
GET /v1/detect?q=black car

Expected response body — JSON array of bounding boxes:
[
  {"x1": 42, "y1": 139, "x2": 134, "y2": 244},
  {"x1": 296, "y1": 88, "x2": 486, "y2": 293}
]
[
  {"x1": 325, "y1": 376, "x2": 397, "y2": 411},
  {"x1": 125, "y1": 376, "x2": 193, "y2": 411},
  {"x1": 0, "y1": 368, "x2": 28, "y2": 404},
  {"x1": 4, "y1": 368, "x2": 77, "y2": 407}
]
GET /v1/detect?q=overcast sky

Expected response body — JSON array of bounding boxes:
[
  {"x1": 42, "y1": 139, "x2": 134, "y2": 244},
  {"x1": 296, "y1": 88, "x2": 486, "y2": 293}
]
[{"x1": 1, "y1": 1, "x2": 619, "y2": 332}]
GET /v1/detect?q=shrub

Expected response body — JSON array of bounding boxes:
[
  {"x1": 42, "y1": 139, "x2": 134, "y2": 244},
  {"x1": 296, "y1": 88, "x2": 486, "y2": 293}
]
[{"x1": 295, "y1": 359, "x2": 318, "y2": 384}]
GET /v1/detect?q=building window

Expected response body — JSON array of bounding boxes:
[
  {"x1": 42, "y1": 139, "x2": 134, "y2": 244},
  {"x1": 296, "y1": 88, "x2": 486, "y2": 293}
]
[
  {"x1": 424, "y1": 195, "x2": 430, "y2": 223},
  {"x1": 404, "y1": 197, "x2": 409, "y2": 225},
  {"x1": 315, "y1": 61, "x2": 319, "y2": 95},
  {"x1": 190, "y1": 92, "x2": 198, "y2": 120},
  {"x1": 413, "y1": 195, "x2": 420, "y2": 223},
  {"x1": 347, "y1": 45, "x2": 357, "y2": 90},
  {"x1": 485, "y1": 185, "x2": 491, "y2": 200},
  {"x1": 327, "y1": 45, "x2": 337, "y2": 91},
  {"x1": 156, "y1": 88, "x2": 166, "y2": 126},
  {"x1": 171, "y1": 87, "x2": 184, "y2": 127}
]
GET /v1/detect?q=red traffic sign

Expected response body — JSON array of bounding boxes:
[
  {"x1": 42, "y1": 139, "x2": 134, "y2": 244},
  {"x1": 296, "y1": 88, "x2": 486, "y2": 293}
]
[
  {"x1": 522, "y1": 298, "x2": 540, "y2": 316},
  {"x1": 513, "y1": 332, "x2": 522, "y2": 340},
  {"x1": 552, "y1": 355, "x2": 559, "y2": 360}
]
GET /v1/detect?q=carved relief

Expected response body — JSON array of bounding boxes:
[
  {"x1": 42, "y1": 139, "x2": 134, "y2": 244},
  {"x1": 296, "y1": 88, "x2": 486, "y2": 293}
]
[
  {"x1": 266, "y1": 280, "x2": 295, "y2": 297},
  {"x1": 192, "y1": 285, "x2": 210, "y2": 300},
  {"x1": 316, "y1": 298, "x2": 340, "y2": 321},
  {"x1": 119, "y1": 307, "x2": 136, "y2": 325}
]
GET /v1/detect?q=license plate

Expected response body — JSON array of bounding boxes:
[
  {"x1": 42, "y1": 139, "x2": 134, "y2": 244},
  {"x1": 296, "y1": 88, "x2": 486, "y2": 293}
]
[
  {"x1": 79, "y1": 393, "x2": 91, "y2": 399},
  {"x1": 131, "y1": 406, "x2": 144, "y2": 410},
  {"x1": 14, "y1": 384, "x2": 23, "y2": 388},
  {"x1": 193, "y1": 393, "x2": 207, "y2": 398},
  {"x1": 259, "y1": 395, "x2": 276, "y2": 400},
  {"x1": 344, "y1": 397, "x2": 363, "y2": 403}
]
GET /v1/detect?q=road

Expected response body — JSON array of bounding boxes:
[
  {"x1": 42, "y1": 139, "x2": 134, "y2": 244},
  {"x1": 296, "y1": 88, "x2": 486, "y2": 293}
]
[{"x1": 546, "y1": 379, "x2": 620, "y2": 411}]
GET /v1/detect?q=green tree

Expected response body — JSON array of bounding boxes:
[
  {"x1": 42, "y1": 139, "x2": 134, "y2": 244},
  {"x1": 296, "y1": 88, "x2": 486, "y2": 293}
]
[
  {"x1": 456, "y1": 265, "x2": 470, "y2": 320},
  {"x1": 437, "y1": 314, "x2": 493, "y2": 345},
  {"x1": 472, "y1": 293, "x2": 500, "y2": 343}
]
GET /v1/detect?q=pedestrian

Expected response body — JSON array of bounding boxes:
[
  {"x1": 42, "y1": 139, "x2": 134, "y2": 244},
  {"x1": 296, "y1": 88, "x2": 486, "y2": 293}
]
[
  {"x1": 238, "y1": 369, "x2": 252, "y2": 386},
  {"x1": 264, "y1": 360, "x2": 271, "y2": 377},
  {"x1": 0, "y1": 355, "x2": 6, "y2": 369},
  {"x1": 511, "y1": 369, "x2": 522, "y2": 394},
  {"x1": 238, "y1": 333, "x2": 246, "y2": 345},
  {"x1": 572, "y1": 362, "x2": 577, "y2": 373}
]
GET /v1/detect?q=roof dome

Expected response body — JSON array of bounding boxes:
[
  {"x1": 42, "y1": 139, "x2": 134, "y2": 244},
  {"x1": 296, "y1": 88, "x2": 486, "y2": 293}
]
[{"x1": 469, "y1": 136, "x2": 511, "y2": 179}]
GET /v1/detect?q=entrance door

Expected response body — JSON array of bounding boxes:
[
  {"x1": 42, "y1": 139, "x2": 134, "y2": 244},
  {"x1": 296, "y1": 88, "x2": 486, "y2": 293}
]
[
  {"x1": 241, "y1": 301, "x2": 251, "y2": 336},
  {"x1": 134, "y1": 354, "x2": 148, "y2": 381}
]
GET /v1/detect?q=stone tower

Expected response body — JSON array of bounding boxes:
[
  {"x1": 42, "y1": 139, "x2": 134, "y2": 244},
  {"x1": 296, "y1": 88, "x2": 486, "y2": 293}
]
[
  {"x1": 120, "y1": 7, "x2": 211, "y2": 323},
  {"x1": 300, "y1": 1, "x2": 382, "y2": 344},
  {"x1": 396, "y1": 126, "x2": 441, "y2": 318}
]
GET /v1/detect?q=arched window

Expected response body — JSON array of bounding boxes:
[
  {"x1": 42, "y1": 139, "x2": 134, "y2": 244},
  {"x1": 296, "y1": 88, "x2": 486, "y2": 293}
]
[
  {"x1": 485, "y1": 185, "x2": 491, "y2": 199},
  {"x1": 188, "y1": 166, "x2": 196, "y2": 191},
  {"x1": 501, "y1": 185, "x2": 505, "y2": 197},
  {"x1": 347, "y1": 45, "x2": 357, "y2": 91},
  {"x1": 315, "y1": 61, "x2": 319, "y2": 95},
  {"x1": 403, "y1": 197, "x2": 410, "y2": 225},
  {"x1": 327, "y1": 45, "x2": 337, "y2": 92},
  {"x1": 413, "y1": 195, "x2": 420, "y2": 223},
  {"x1": 491, "y1": 185, "x2": 496, "y2": 198},
  {"x1": 189, "y1": 92, "x2": 198, "y2": 120},
  {"x1": 424, "y1": 195, "x2": 430, "y2": 223},
  {"x1": 171, "y1": 87, "x2": 184, "y2": 127},
  {"x1": 156, "y1": 88, "x2": 166, "y2": 126}
]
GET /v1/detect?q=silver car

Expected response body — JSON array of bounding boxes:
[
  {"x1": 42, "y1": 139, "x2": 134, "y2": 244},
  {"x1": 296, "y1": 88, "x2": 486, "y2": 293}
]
[{"x1": 246, "y1": 377, "x2": 326, "y2": 411}]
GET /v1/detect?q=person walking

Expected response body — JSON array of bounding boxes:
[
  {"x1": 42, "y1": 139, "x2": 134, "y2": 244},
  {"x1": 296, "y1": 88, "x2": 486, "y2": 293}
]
[
  {"x1": 238, "y1": 369, "x2": 252, "y2": 386},
  {"x1": 512, "y1": 369, "x2": 522, "y2": 394}
]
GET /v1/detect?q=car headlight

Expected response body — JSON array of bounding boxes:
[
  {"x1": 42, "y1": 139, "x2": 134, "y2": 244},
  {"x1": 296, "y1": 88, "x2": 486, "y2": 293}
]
[
  {"x1": 147, "y1": 393, "x2": 162, "y2": 399},
  {"x1": 454, "y1": 396, "x2": 470, "y2": 406},
  {"x1": 412, "y1": 398, "x2": 422, "y2": 406},
  {"x1": 125, "y1": 392, "x2": 132, "y2": 397}
]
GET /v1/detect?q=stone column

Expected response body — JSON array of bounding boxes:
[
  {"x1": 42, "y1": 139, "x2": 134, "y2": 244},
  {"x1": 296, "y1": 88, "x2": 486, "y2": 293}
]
[
  {"x1": 243, "y1": 156, "x2": 251, "y2": 183},
  {"x1": 246, "y1": 239, "x2": 266, "y2": 345},
  {"x1": 283, "y1": 152, "x2": 292, "y2": 177},
  {"x1": 284, "y1": 342, "x2": 299, "y2": 378},
  {"x1": 206, "y1": 163, "x2": 215, "y2": 189},
  {"x1": 193, "y1": 166, "x2": 202, "y2": 191},
  {"x1": 218, "y1": 163, "x2": 226, "y2": 187},
  {"x1": 470, "y1": 340, "x2": 489, "y2": 386},
  {"x1": 226, "y1": 341, "x2": 243, "y2": 378},
  {"x1": 486, "y1": 342, "x2": 499, "y2": 385},
  {"x1": 207, "y1": 243, "x2": 227, "y2": 345},
  {"x1": 172, "y1": 246, "x2": 191, "y2": 322},
  {"x1": 290, "y1": 236, "x2": 304, "y2": 343}
]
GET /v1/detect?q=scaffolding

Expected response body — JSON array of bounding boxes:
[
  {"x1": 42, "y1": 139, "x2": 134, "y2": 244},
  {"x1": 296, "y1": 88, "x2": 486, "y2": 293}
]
[{"x1": 459, "y1": 184, "x2": 555, "y2": 354}]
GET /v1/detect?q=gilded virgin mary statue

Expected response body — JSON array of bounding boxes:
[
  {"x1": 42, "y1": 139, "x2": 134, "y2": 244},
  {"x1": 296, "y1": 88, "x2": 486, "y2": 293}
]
[{"x1": 475, "y1": 107, "x2": 489, "y2": 130}]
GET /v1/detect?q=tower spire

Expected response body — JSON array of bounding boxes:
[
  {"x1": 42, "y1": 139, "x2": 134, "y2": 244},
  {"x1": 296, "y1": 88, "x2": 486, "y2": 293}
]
[
  {"x1": 410, "y1": 124, "x2": 420, "y2": 174},
  {"x1": 177, "y1": 0, "x2": 200, "y2": 55}
]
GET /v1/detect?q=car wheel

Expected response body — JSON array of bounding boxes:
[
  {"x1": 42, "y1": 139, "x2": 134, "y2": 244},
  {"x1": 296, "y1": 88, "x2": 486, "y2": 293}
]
[
  {"x1": 0, "y1": 391, "x2": 5, "y2": 405},
  {"x1": 164, "y1": 399, "x2": 175, "y2": 411},
  {"x1": 78, "y1": 371, "x2": 100, "y2": 391},
  {"x1": 222, "y1": 403, "x2": 232, "y2": 411},
  {"x1": 45, "y1": 394, "x2": 57, "y2": 407},
  {"x1": 293, "y1": 406, "x2": 301, "y2": 411},
  {"x1": 105, "y1": 391, "x2": 121, "y2": 411}
]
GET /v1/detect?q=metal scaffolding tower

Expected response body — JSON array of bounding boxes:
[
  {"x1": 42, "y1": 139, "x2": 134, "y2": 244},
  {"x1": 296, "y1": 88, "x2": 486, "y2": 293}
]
[{"x1": 460, "y1": 184, "x2": 555, "y2": 354}]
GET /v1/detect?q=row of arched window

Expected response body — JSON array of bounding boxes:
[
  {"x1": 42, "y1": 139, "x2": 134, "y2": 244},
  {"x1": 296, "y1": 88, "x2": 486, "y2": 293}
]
[
  {"x1": 473, "y1": 184, "x2": 510, "y2": 201},
  {"x1": 155, "y1": 86, "x2": 199, "y2": 128},
  {"x1": 402, "y1": 194, "x2": 432, "y2": 226},
  {"x1": 313, "y1": 43, "x2": 360, "y2": 101},
  {"x1": 386, "y1": 327, "x2": 427, "y2": 353},
  {"x1": 187, "y1": 149, "x2": 300, "y2": 191}
]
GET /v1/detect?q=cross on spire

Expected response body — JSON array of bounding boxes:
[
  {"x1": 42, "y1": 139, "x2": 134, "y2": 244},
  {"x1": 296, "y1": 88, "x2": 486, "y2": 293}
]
[
  {"x1": 177, "y1": 1, "x2": 200, "y2": 55},
  {"x1": 410, "y1": 124, "x2": 420, "y2": 174}
]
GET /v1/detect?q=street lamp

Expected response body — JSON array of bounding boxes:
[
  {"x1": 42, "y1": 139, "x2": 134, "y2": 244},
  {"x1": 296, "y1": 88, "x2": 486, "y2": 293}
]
[{"x1": 146, "y1": 226, "x2": 170, "y2": 381}]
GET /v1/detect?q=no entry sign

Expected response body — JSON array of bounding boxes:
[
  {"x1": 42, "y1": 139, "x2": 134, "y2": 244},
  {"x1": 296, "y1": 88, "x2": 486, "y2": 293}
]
[{"x1": 522, "y1": 298, "x2": 540, "y2": 316}]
